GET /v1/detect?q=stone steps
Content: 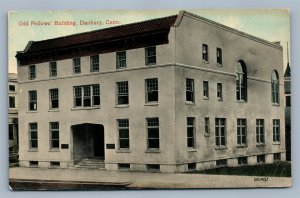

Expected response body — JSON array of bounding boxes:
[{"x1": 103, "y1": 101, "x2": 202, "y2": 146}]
[{"x1": 74, "y1": 158, "x2": 105, "y2": 169}]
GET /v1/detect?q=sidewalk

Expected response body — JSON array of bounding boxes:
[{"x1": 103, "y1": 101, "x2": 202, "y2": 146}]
[{"x1": 9, "y1": 167, "x2": 292, "y2": 189}]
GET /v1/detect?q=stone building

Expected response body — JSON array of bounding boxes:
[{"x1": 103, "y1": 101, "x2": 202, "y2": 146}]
[
  {"x1": 8, "y1": 73, "x2": 18, "y2": 148},
  {"x1": 16, "y1": 11, "x2": 285, "y2": 172}
]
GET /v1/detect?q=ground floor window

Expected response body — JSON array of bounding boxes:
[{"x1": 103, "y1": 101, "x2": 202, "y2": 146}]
[
  {"x1": 187, "y1": 117, "x2": 195, "y2": 148},
  {"x1": 215, "y1": 118, "x2": 226, "y2": 147},
  {"x1": 118, "y1": 119, "x2": 129, "y2": 149},
  {"x1": 9, "y1": 124, "x2": 14, "y2": 140},
  {"x1": 29, "y1": 123, "x2": 38, "y2": 149},
  {"x1": 50, "y1": 122, "x2": 59, "y2": 150},
  {"x1": 273, "y1": 119, "x2": 280, "y2": 142},
  {"x1": 256, "y1": 119, "x2": 265, "y2": 144},
  {"x1": 237, "y1": 119, "x2": 247, "y2": 146},
  {"x1": 147, "y1": 118, "x2": 159, "y2": 149}
]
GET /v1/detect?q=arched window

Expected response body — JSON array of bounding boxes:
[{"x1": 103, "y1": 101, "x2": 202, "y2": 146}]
[
  {"x1": 271, "y1": 70, "x2": 279, "y2": 104},
  {"x1": 236, "y1": 61, "x2": 247, "y2": 101}
]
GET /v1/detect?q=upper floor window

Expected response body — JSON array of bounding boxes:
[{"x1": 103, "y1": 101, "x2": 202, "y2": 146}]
[
  {"x1": 203, "y1": 81, "x2": 209, "y2": 99},
  {"x1": 237, "y1": 119, "x2": 247, "y2": 146},
  {"x1": 236, "y1": 61, "x2": 247, "y2": 101},
  {"x1": 186, "y1": 78, "x2": 194, "y2": 103},
  {"x1": 187, "y1": 117, "x2": 195, "y2": 148},
  {"x1": 74, "y1": 85, "x2": 100, "y2": 107},
  {"x1": 73, "y1": 58, "x2": 81, "y2": 74},
  {"x1": 217, "y1": 48, "x2": 222, "y2": 65},
  {"x1": 273, "y1": 119, "x2": 280, "y2": 142},
  {"x1": 9, "y1": 85, "x2": 16, "y2": 91},
  {"x1": 49, "y1": 62, "x2": 57, "y2": 77},
  {"x1": 29, "y1": 65, "x2": 36, "y2": 80},
  {"x1": 217, "y1": 83, "x2": 223, "y2": 100},
  {"x1": 215, "y1": 118, "x2": 226, "y2": 147},
  {"x1": 116, "y1": 51, "x2": 126, "y2": 69},
  {"x1": 90, "y1": 55, "x2": 100, "y2": 72},
  {"x1": 9, "y1": 96, "x2": 15, "y2": 108},
  {"x1": 116, "y1": 81, "x2": 129, "y2": 105},
  {"x1": 29, "y1": 90, "x2": 37, "y2": 111},
  {"x1": 286, "y1": 96, "x2": 291, "y2": 107},
  {"x1": 49, "y1": 122, "x2": 59, "y2": 150},
  {"x1": 256, "y1": 119, "x2": 265, "y2": 144},
  {"x1": 147, "y1": 117, "x2": 159, "y2": 149},
  {"x1": 204, "y1": 117, "x2": 210, "y2": 135},
  {"x1": 202, "y1": 44, "x2": 208, "y2": 63},
  {"x1": 145, "y1": 78, "x2": 158, "y2": 103},
  {"x1": 272, "y1": 70, "x2": 279, "y2": 104},
  {"x1": 145, "y1": 46, "x2": 156, "y2": 65},
  {"x1": 118, "y1": 119, "x2": 129, "y2": 149},
  {"x1": 49, "y1": 89, "x2": 59, "y2": 109}
]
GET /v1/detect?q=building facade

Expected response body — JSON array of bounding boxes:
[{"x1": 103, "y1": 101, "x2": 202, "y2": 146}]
[
  {"x1": 284, "y1": 63, "x2": 291, "y2": 161},
  {"x1": 16, "y1": 11, "x2": 285, "y2": 172},
  {"x1": 8, "y1": 73, "x2": 18, "y2": 148}
]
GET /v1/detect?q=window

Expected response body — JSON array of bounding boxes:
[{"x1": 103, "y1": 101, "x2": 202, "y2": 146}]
[
  {"x1": 73, "y1": 58, "x2": 81, "y2": 74},
  {"x1": 90, "y1": 55, "x2": 99, "y2": 72},
  {"x1": 73, "y1": 85, "x2": 100, "y2": 107},
  {"x1": 147, "y1": 118, "x2": 159, "y2": 149},
  {"x1": 186, "y1": 79, "x2": 194, "y2": 102},
  {"x1": 49, "y1": 62, "x2": 57, "y2": 77},
  {"x1": 204, "y1": 117, "x2": 210, "y2": 135},
  {"x1": 145, "y1": 46, "x2": 156, "y2": 65},
  {"x1": 272, "y1": 70, "x2": 279, "y2": 104},
  {"x1": 237, "y1": 119, "x2": 247, "y2": 146},
  {"x1": 274, "y1": 153, "x2": 281, "y2": 161},
  {"x1": 273, "y1": 119, "x2": 280, "y2": 142},
  {"x1": 187, "y1": 117, "x2": 195, "y2": 148},
  {"x1": 29, "y1": 161, "x2": 38, "y2": 167},
  {"x1": 29, "y1": 123, "x2": 38, "y2": 149},
  {"x1": 118, "y1": 119, "x2": 129, "y2": 149},
  {"x1": 29, "y1": 65, "x2": 36, "y2": 80},
  {"x1": 116, "y1": 51, "x2": 126, "y2": 69},
  {"x1": 9, "y1": 96, "x2": 15, "y2": 108},
  {"x1": 286, "y1": 96, "x2": 291, "y2": 107},
  {"x1": 145, "y1": 78, "x2": 158, "y2": 103},
  {"x1": 256, "y1": 119, "x2": 265, "y2": 144},
  {"x1": 29, "y1": 90, "x2": 37, "y2": 111},
  {"x1": 49, "y1": 89, "x2": 59, "y2": 109},
  {"x1": 216, "y1": 159, "x2": 227, "y2": 167},
  {"x1": 50, "y1": 161, "x2": 60, "y2": 167},
  {"x1": 9, "y1": 85, "x2": 15, "y2": 91},
  {"x1": 257, "y1": 155, "x2": 265, "y2": 164},
  {"x1": 116, "y1": 81, "x2": 129, "y2": 105},
  {"x1": 118, "y1": 163, "x2": 130, "y2": 170},
  {"x1": 236, "y1": 61, "x2": 247, "y2": 101},
  {"x1": 217, "y1": 48, "x2": 222, "y2": 65},
  {"x1": 9, "y1": 124, "x2": 14, "y2": 140},
  {"x1": 146, "y1": 164, "x2": 160, "y2": 171},
  {"x1": 203, "y1": 81, "x2": 209, "y2": 99},
  {"x1": 50, "y1": 122, "x2": 59, "y2": 149},
  {"x1": 215, "y1": 118, "x2": 226, "y2": 147},
  {"x1": 202, "y1": 44, "x2": 208, "y2": 62},
  {"x1": 217, "y1": 83, "x2": 223, "y2": 100},
  {"x1": 188, "y1": 163, "x2": 196, "y2": 170},
  {"x1": 238, "y1": 157, "x2": 248, "y2": 165}
]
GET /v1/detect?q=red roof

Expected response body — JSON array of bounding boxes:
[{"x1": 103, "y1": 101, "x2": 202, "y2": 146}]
[{"x1": 24, "y1": 15, "x2": 178, "y2": 53}]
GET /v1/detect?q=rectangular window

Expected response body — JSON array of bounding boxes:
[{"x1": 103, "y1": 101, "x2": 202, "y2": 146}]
[
  {"x1": 186, "y1": 78, "x2": 194, "y2": 102},
  {"x1": 238, "y1": 157, "x2": 248, "y2": 165},
  {"x1": 49, "y1": 89, "x2": 59, "y2": 109},
  {"x1": 217, "y1": 83, "x2": 223, "y2": 100},
  {"x1": 50, "y1": 161, "x2": 60, "y2": 167},
  {"x1": 9, "y1": 85, "x2": 15, "y2": 91},
  {"x1": 286, "y1": 96, "x2": 291, "y2": 107},
  {"x1": 29, "y1": 161, "x2": 39, "y2": 167},
  {"x1": 187, "y1": 117, "x2": 195, "y2": 148},
  {"x1": 29, "y1": 90, "x2": 37, "y2": 111},
  {"x1": 257, "y1": 155, "x2": 265, "y2": 164},
  {"x1": 203, "y1": 81, "x2": 209, "y2": 99},
  {"x1": 273, "y1": 119, "x2": 280, "y2": 142},
  {"x1": 217, "y1": 48, "x2": 222, "y2": 65},
  {"x1": 49, "y1": 62, "x2": 57, "y2": 77},
  {"x1": 216, "y1": 159, "x2": 227, "y2": 167},
  {"x1": 116, "y1": 51, "x2": 126, "y2": 69},
  {"x1": 118, "y1": 163, "x2": 130, "y2": 170},
  {"x1": 9, "y1": 96, "x2": 15, "y2": 108},
  {"x1": 147, "y1": 118, "x2": 159, "y2": 149},
  {"x1": 202, "y1": 44, "x2": 208, "y2": 62},
  {"x1": 50, "y1": 122, "x2": 59, "y2": 150},
  {"x1": 116, "y1": 81, "x2": 129, "y2": 105},
  {"x1": 73, "y1": 58, "x2": 81, "y2": 74},
  {"x1": 256, "y1": 119, "x2": 265, "y2": 144},
  {"x1": 274, "y1": 153, "x2": 281, "y2": 161},
  {"x1": 188, "y1": 163, "x2": 196, "y2": 170},
  {"x1": 237, "y1": 119, "x2": 247, "y2": 146},
  {"x1": 215, "y1": 118, "x2": 226, "y2": 147},
  {"x1": 73, "y1": 85, "x2": 100, "y2": 107},
  {"x1": 146, "y1": 164, "x2": 160, "y2": 171},
  {"x1": 9, "y1": 124, "x2": 14, "y2": 140},
  {"x1": 29, "y1": 123, "x2": 38, "y2": 149},
  {"x1": 145, "y1": 46, "x2": 156, "y2": 65},
  {"x1": 118, "y1": 119, "x2": 129, "y2": 149},
  {"x1": 29, "y1": 65, "x2": 36, "y2": 80},
  {"x1": 205, "y1": 117, "x2": 210, "y2": 135},
  {"x1": 90, "y1": 55, "x2": 100, "y2": 72},
  {"x1": 145, "y1": 78, "x2": 158, "y2": 103}
]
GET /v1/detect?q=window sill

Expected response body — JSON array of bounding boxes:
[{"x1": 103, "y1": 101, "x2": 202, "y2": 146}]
[
  {"x1": 27, "y1": 110, "x2": 38, "y2": 113},
  {"x1": 116, "y1": 67, "x2": 127, "y2": 70},
  {"x1": 185, "y1": 101, "x2": 195, "y2": 105},
  {"x1": 215, "y1": 146, "x2": 228, "y2": 150},
  {"x1": 236, "y1": 100, "x2": 247, "y2": 103},
  {"x1": 145, "y1": 149, "x2": 161, "y2": 153},
  {"x1": 28, "y1": 149, "x2": 38, "y2": 152},
  {"x1": 273, "y1": 142, "x2": 281, "y2": 145},
  {"x1": 48, "y1": 109, "x2": 60, "y2": 112},
  {"x1": 144, "y1": 102, "x2": 159, "y2": 106},
  {"x1": 217, "y1": 63, "x2": 223, "y2": 67},
  {"x1": 71, "y1": 106, "x2": 100, "y2": 111},
  {"x1": 217, "y1": 98, "x2": 223, "y2": 101},
  {"x1": 256, "y1": 143, "x2": 266, "y2": 147},
  {"x1": 204, "y1": 133, "x2": 210, "y2": 137},
  {"x1": 202, "y1": 60, "x2": 209, "y2": 64},
  {"x1": 116, "y1": 149, "x2": 131, "y2": 153},
  {"x1": 203, "y1": 97, "x2": 209, "y2": 100},
  {"x1": 187, "y1": 148, "x2": 197, "y2": 152},
  {"x1": 90, "y1": 70, "x2": 100, "y2": 73},
  {"x1": 115, "y1": 104, "x2": 129, "y2": 108},
  {"x1": 237, "y1": 145, "x2": 248, "y2": 148},
  {"x1": 49, "y1": 149, "x2": 60, "y2": 152},
  {"x1": 272, "y1": 103, "x2": 280, "y2": 106}
]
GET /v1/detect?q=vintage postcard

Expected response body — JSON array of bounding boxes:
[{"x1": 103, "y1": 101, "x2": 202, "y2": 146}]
[{"x1": 8, "y1": 9, "x2": 291, "y2": 190}]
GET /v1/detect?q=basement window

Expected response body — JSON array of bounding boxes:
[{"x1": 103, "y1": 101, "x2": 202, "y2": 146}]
[
  {"x1": 50, "y1": 161, "x2": 60, "y2": 167},
  {"x1": 147, "y1": 164, "x2": 160, "y2": 172},
  {"x1": 29, "y1": 161, "x2": 39, "y2": 167},
  {"x1": 216, "y1": 159, "x2": 227, "y2": 167},
  {"x1": 257, "y1": 155, "x2": 266, "y2": 164},
  {"x1": 188, "y1": 163, "x2": 196, "y2": 170},
  {"x1": 118, "y1": 163, "x2": 130, "y2": 170},
  {"x1": 238, "y1": 157, "x2": 248, "y2": 165},
  {"x1": 274, "y1": 153, "x2": 281, "y2": 161}
]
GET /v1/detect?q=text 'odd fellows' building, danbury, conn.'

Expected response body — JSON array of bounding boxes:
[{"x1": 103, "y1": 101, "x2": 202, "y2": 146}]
[{"x1": 15, "y1": 11, "x2": 285, "y2": 173}]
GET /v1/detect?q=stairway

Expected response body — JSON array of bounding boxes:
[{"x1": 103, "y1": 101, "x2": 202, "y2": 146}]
[{"x1": 74, "y1": 158, "x2": 105, "y2": 169}]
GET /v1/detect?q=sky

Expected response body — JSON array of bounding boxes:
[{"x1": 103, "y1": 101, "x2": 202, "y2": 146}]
[{"x1": 8, "y1": 9, "x2": 290, "y2": 74}]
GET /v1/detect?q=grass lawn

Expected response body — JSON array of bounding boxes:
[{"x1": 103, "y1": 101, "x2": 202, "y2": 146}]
[{"x1": 196, "y1": 161, "x2": 291, "y2": 177}]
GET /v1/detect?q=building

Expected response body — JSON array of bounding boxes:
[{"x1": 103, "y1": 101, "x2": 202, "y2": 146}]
[
  {"x1": 284, "y1": 60, "x2": 291, "y2": 161},
  {"x1": 8, "y1": 73, "x2": 18, "y2": 148},
  {"x1": 16, "y1": 11, "x2": 285, "y2": 172}
]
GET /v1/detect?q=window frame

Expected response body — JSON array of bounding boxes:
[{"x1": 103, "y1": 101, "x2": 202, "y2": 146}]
[
  {"x1": 145, "y1": 78, "x2": 158, "y2": 103},
  {"x1": 236, "y1": 61, "x2": 247, "y2": 101},
  {"x1": 215, "y1": 118, "x2": 226, "y2": 147},
  {"x1": 73, "y1": 58, "x2": 81, "y2": 74},
  {"x1": 217, "y1": 82, "x2": 223, "y2": 100},
  {"x1": 9, "y1": 96, "x2": 15, "y2": 108},
  {"x1": 273, "y1": 119, "x2": 280, "y2": 143},
  {"x1": 9, "y1": 124, "x2": 14, "y2": 140},
  {"x1": 28, "y1": 90, "x2": 37, "y2": 111},
  {"x1": 49, "y1": 122, "x2": 60, "y2": 150},
  {"x1": 49, "y1": 62, "x2": 57, "y2": 77},
  {"x1": 271, "y1": 70, "x2": 280, "y2": 104},
  {"x1": 202, "y1": 44, "x2": 208, "y2": 63},
  {"x1": 73, "y1": 84, "x2": 100, "y2": 108},
  {"x1": 9, "y1": 85, "x2": 16, "y2": 91},
  {"x1": 29, "y1": 123, "x2": 38, "y2": 150},
  {"x1": 118, "y1": 119, "x2": 130, "y2": 149},
  {"x1": 116, "y1": 51, "x2": 127, "y2": 69},
  {"x1": 146, "y1": 118, "x2": 159, "y2": 150},
  {"x1": 187, "y1": 117, "x2": 196, "y2": 148},
  {"x1": 203, "y1": 81, "x2": 209, "y2": 99},
  {"x1": 145, "y1": 46, "x2": 156, "y2": 65},
  {"x1": 186, "y1": 78, "x2": 195, "y2": 103},
  {"x1": 49, "y1": 88, "x2": 59, "y2": 109},
  {"x1": 216, "y1": 47, "x2": 222, "y2": 66},
  {"x1": 90, "y1": 55, "x2": 100, "y2": 72},
  {"x1": 204, "y1": 117, "x2": 210, "y2": 135},
  {"x1": 116, "y1": 81, "x2": 129, "y2": 105},
  {"x1": 237, "y1": 118, "x2": 247, "y2": 146},
  {"x1": 29, "y1": 65, "x2": 36, "y2": 80},
  {"x1": 256, "y1": 119, "x2": 265, "y2": 145}
]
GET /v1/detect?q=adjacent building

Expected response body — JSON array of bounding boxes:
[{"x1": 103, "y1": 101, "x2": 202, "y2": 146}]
[
  {"x1": 8, "y1": 73, "x2": 18, "y2": 148},
  {"x1": 16, "y1": 11, "x2": 285, "y2": 172},
  {"x1": 284, "y1": 62, "x2": 291, "y2": 161}
]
